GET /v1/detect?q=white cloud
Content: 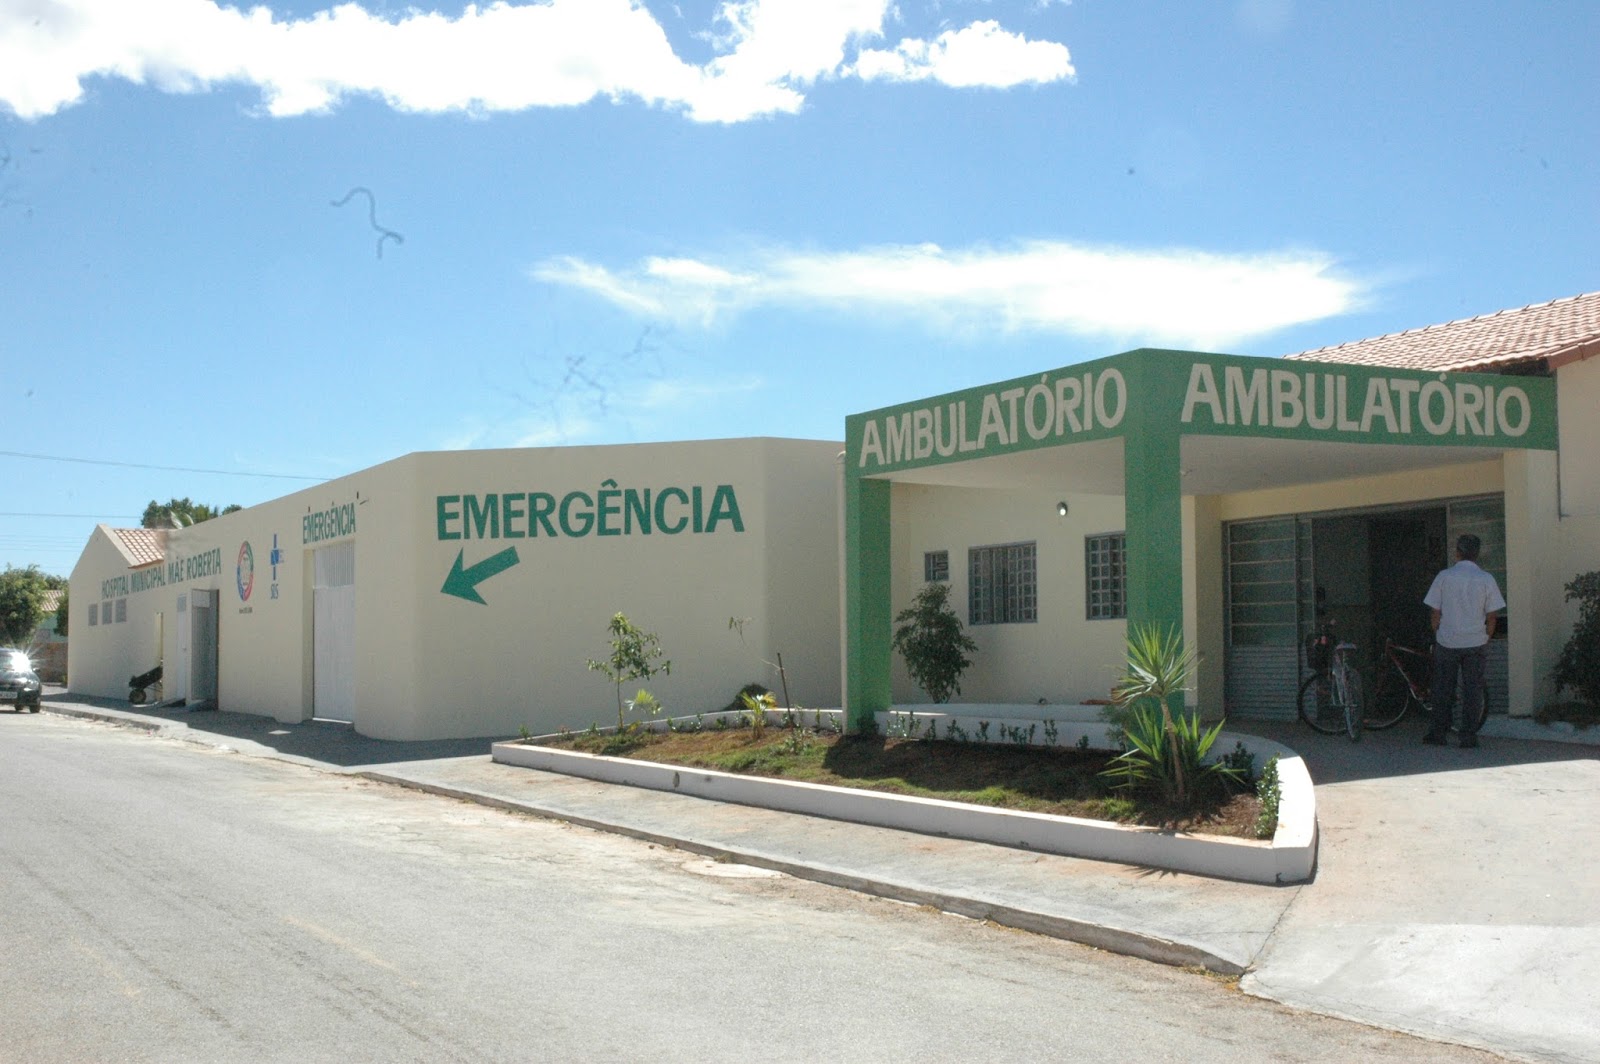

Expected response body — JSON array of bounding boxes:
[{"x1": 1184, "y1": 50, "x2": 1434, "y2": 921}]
[
  {"x1": 0, "y1": 0, "x2": 1075, "y2": 121},
  {"x1": 851, "y1": 20, "x2": 1074, "y2": 88},
  {"x1": 440, "y1": 374, "x2": 762, "y2": 449},
  {"x1": 532, "y1": 240, "x2": 1366, "y2": 348}
]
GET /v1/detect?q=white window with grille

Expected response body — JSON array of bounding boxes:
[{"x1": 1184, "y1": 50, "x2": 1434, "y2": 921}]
[
  {"x1": 1085, "y1": 533, "x2": 1126, "y2": 619},
  {"x1": 968, "y1": 542, "x2": 1036, "y2": 625}
]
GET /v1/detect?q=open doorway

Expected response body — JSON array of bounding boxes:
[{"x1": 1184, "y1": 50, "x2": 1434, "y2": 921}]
[
  {"x1": 1224, "y1": 495, "x2": 1507, "y2": 721},
  {"x1": 1369, "y1": 511, "x2": 1448, "y2": 653}
]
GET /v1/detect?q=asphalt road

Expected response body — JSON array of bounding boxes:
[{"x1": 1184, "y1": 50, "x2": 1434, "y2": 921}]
[{"x1": 1, "y1": 713, "x2": 1505, "y2": 1063}]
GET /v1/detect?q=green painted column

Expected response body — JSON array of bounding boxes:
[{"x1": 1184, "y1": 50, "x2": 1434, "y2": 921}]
[
  {"x1": 1122, "y1": 428, "x2": 1184, "y2": 631},
  {"x1": 844, "y1": 475, "x2": 892, "y2": 731},
  {"x1": 1122, "y1": 353, "x2": 1186, "y2": 639}
]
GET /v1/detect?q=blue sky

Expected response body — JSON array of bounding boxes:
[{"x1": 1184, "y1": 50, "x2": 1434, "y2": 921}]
[{"x1": 2, "y1": 0, "x2": 1595, "y2": 575}]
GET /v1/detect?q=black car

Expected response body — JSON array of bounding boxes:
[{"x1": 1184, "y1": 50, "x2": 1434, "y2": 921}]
[{"x1": 1, "y1": 649, "x2": 42, "y2": 712}]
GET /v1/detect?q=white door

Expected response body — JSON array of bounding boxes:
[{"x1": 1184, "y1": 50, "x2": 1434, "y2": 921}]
[
  {"x1": 189, "y1": 589, "x2": 219, "y2": 706},
  {"x1": 313, "y1": 543, "x2": 356, "y2": 723},
  {"x1": 169, "y1": 594, "x2": 189, "y2": 702}
]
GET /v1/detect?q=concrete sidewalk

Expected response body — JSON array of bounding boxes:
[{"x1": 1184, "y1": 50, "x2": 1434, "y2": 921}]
[{"x1": 36, "y1": 693, "x2": 1600, "y2": 1064}]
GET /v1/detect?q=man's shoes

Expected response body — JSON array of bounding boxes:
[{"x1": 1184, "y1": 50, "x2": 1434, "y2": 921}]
[
  {"x1": 1422, "y1": 732, "x2": 1447, "y2": 746},
  {"x1": 1458, "y1": 733, "x2": 1479, "y2": 749}
]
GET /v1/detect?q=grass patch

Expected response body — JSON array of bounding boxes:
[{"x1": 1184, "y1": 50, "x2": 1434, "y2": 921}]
[{"x1": 543, "y1": 725, "x2": 1263, "y2": 838}]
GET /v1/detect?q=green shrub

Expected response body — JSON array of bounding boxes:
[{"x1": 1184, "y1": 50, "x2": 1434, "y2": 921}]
[
  {"x1": 1554, "y1": 572, "x2": 1600, "y2": 711},
  {"x1": 1254, "y1": 756, "x2": 1282, "y2": 840},
  {"x1": 740, "y1": 689, "x2": 777, "y2": 737},
  {"x1": 1221, "y1": 741, "x2": 1256, "y2": 786},
  {"x1": 892, "y1": 583, "x2": 977, "y2": 704},
  {"x1": 0, "y1": 565, "x2": 49, "y2": 646},
  {"x1": 723, "y1": 681, "x2": 772, "y2": 713},
  {"x1": 1101, "y1": 703, "x2": 1239, "y2": 805},
  {"x1": 585, "y1": 613, "x2": 671, "y2": 732}
]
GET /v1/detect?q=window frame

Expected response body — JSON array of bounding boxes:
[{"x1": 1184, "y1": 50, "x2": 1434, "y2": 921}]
[
  {"x1": 968, "y1": 541, "x2": 1038, "y2": 626},
  {"x1": 1085, "y1": 532, "x2": 1127, "y2": 620}
]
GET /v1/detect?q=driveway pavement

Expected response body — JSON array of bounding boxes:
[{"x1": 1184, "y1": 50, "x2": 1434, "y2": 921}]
[{"x1": 32, "y1": 691, "x2": 1600, "y2": 1064}]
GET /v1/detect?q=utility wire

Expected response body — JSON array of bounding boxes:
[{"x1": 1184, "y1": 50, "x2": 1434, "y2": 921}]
[
  {"x1": 0, "y1": 450, "x2": 324, "y2": 481},
  {"x1": 0, "y1": 512, "x2": 142, "y2": 519}
]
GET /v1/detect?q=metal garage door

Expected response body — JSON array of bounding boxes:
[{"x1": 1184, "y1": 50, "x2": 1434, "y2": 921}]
[{"x1": 1223, "y1": 517, "x2": 1309, "y2": 722}]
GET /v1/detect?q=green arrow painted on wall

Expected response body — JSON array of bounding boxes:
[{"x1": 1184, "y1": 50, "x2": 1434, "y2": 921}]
[{"x1": 441, "y1": 546, "x2": 520, "y2": 604}]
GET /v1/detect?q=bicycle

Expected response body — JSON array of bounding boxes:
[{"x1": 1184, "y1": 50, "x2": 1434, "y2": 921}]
[
  {"x1": 1298, "y1": 625, "x2": 1363, "y2": 741},
  {"x1": 1372, "y1": 637, "x2": 1489, "y2": 734}
]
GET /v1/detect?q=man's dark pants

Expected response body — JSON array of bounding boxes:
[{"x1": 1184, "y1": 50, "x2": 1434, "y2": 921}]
[{"x1": 1430, "y1": 643, "x2": 1488, "y2": 737}]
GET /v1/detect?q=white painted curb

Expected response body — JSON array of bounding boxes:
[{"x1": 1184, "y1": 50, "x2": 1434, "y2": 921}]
[{"x1": 491, "y1": 715, "x2": 1316, "y2": 884}]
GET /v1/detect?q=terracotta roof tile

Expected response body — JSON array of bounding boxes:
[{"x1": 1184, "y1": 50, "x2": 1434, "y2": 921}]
[
  {"x1": 1284, "y1": 291, "x2": 1600, "y2": 373},
  {"x1": 108, "y1": 527, "x2": 165, "y2": 568}
]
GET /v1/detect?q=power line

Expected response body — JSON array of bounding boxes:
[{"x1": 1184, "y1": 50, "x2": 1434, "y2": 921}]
[
  {"x1": 0, "y1": 512, "x2": 141, "y2": 519},
  {"x1": 0, "y1": 450, "x2": 325, "y2": 481}
]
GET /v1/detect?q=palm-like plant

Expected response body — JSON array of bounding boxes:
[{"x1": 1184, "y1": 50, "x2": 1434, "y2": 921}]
[{"x1": 1104, "y1": 624, "x2": 1235, "y2": 807}]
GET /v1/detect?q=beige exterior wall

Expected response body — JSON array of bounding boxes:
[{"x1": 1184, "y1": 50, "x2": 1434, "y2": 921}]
[
  {"x1": 402, "y1": 438, "x2": 842, "y2": 740},
  {"x1": 759, "y1": 443, "x2": 846, "y2": 709},
  {"x1": 67, "y1": 459, "x2": 416, "y2": 726},
  {"x1": 1211, "y1": 459, "x2": 1504, "y2": 524},
  {"x1": 1549, "y1": 355, "x2": 1600, "y2": 707},
  {"x1": 1504, "y1": 449, "x2": 1563, "y2": 713},
  {"x1": 67, "y1": 529, "x2": 167, "y2": 696},
  {"x1": 1557, "y1": 356, "x2": 1600, "y2": 517},
  {"x1": 888, "y1": 484, "x2": 1129, "y2": 705},
  {"x1": 67, "y1": 438, "x2": 842, "y2": 741},
  {"x1": 67, "y1": 360, "x2": 1587, "y2": 733}
]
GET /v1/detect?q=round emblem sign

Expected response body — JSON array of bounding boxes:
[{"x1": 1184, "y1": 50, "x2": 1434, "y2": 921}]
[{"x1": 237, "y1": 541, "x2": 255, "y2": 602}]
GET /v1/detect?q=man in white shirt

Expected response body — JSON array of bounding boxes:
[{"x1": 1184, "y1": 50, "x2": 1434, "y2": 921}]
[{"x1": 1422, "y1": 533, "x2": 1507, "y2": 748}]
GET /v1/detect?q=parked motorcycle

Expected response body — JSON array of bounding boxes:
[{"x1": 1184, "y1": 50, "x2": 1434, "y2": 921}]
[{"x1": 128, "y1": 665, "x2": 163, "y2": 706}]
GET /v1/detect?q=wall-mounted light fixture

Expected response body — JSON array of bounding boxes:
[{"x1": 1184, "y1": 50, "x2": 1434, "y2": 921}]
[{"x1": 1056, "y1": 501, "x2": 1069, "y2": 517}]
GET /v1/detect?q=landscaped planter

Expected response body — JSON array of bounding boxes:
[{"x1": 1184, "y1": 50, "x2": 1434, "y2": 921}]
[{"x1": 491, "y1": 706, "x2": 1317, "y2": 885}]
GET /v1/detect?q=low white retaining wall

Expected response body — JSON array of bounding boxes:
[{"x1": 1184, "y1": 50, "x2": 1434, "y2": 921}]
[{"x1": 492, "y1": 708, "x2": 1317, "y2": 885}]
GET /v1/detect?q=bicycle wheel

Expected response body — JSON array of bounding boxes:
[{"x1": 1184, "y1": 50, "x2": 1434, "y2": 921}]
[
  {"x1": 1343, "y1": 670, "x2": 1364, "y2": 742},
  {"x1": 1365, "y1": 663, "x2": 1415, "y2": 730},
  {"x1": 1297, "y1": 673, "x2": 1345, "y2": 734}
]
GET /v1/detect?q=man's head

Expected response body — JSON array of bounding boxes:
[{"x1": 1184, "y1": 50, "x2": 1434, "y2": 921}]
[{"x1": 1456, "y1": 533, "x2": 1482, "y2": 562}]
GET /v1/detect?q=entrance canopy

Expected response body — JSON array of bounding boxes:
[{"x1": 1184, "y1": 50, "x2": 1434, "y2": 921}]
[{"x1": 841, "y1": 348, "x2": 1557, "y2": 727}]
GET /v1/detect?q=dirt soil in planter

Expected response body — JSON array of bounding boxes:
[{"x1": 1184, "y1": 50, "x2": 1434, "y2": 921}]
[{"x1": 543, "y1": 726, "x2": 1265, "y2": 840}]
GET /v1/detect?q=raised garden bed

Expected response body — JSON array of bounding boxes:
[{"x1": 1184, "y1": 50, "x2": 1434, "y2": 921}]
[{"x1": 492, "y1": 707, "x2": 1317, "y2": 884}]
